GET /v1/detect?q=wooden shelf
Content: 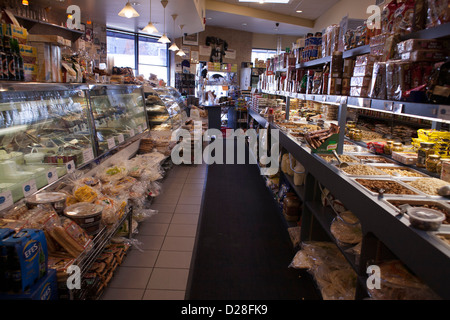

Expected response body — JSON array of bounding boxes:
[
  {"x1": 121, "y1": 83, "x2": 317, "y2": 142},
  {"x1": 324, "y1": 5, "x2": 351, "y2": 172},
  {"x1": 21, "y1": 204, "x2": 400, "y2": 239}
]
[{"x1": 15, "y1": 15, "x2": 84, "y2": 42}]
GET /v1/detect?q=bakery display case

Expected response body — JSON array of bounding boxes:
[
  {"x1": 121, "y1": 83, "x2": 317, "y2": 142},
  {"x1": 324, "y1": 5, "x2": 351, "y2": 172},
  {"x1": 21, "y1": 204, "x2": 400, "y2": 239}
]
[
  {"x1": 87, "y1": 85, "x2": 148, "y2": 156},
  {"x1": 144, "y1": 86, "x2": 188, "y2": 132},
  {"x1": 0, "y1": 83, "x2": 95, "y2": 204}
]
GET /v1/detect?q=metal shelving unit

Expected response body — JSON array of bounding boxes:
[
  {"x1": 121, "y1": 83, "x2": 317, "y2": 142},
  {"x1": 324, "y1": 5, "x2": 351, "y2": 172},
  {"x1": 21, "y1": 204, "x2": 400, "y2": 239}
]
[{"x1": 249, "y1": 109, "x2": 450, "y2": 300}]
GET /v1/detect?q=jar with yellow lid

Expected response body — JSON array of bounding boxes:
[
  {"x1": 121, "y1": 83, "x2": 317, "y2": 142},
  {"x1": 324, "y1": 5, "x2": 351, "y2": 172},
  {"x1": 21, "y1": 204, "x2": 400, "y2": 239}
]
[
  {"x1": 353, "y1": 129, "x2": 362, "y2": 141},
  {"x1": 417, "y1": 142, "x2": 435, "y2": 168},
  {"x1": 426, "y1": 154, "x2": 441, "y2": 173},
  {"x1": 384, "y1": 141, "x2": 394, "y2": 155},
  {"x1": 348, "y1": 128, "x2": 356, "y2": 140},
  {"x1": 392, "y1": 142, "x2": 403, "y2": 153}
]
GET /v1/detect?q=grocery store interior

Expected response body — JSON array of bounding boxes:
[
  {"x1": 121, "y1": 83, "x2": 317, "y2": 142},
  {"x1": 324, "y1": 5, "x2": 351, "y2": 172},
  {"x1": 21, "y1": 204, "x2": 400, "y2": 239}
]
[{"x1": 0, "y1": 0, "x2": 449, "y2": 302}]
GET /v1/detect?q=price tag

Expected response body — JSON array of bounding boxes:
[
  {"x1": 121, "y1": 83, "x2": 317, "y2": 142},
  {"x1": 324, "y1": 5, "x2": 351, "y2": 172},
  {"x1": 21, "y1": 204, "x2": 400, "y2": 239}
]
[
  {"x1": 0, "y1": 191, "x2": 13, "y2": 211},
  {"x1": 82, "y1": 148, "x2": 95, "y2": 163},
  {"x1": 117, "y1": 134, "x2": 125, "y2": 144},
  {"x1": 22, "y1": 180, "x2": 37, "y2": 197},
  {"x1": 107, "y1": 137, "x2": 116, "y2": 149},
  {"x1": 129, "y1": 129, "x2": 135, "y2": 137},
  {"x1": 46, "y1": 168, "x2": 58, "y2": 184},
  {"x1": 66, "y1": 160, "x2": 76, "y2": 174}
]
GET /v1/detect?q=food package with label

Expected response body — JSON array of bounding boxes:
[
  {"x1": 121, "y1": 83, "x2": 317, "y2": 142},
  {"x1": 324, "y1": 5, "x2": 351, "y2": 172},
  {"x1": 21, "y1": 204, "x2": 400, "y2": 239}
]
[
  {"x1": 401, "y1": 50, "x2": 446, "y2": 62},
  {"x1": 0, "y1": 229, "x2": 48, "y2": 293},
  {"x1": 352, "y1": 64, "x2": 374, "y2": 77},
  {"x1": 426, "y1": 0, "x2": 450, "y2": 28},
  {"x1": 391, "y1": 0, "x2": 416, "y2": 35},
  {"x1": 355, "y1": 54, "x2": 377, "y2": 67},
  {"x1": 369, "y1": 62, "x2": 387, "y2": 99},
  {"x1": 328, "y1": 77, "x2": 342, "y2": 95},
  {"x1": 386, "y1": 61, "x2": 412, "y2": 100},
  {"x1": 397, "y1": 39, "x2": 444, "y2": 54},
  {"x1": 350, "y1": 76, "x2": 372, "y2": 88},
  {"x1": 392, "y1": 151, "x2": 418, "y2": 165},
  {"x1": 350, "y1": 86, "x2": 370, "y2": 98}
]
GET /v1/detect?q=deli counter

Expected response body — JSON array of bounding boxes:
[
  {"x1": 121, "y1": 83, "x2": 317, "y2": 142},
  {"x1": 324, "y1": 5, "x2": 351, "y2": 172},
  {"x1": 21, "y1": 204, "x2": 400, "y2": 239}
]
[{"x1": 0, "y1": 83, "x2": 149, "y2": 208}]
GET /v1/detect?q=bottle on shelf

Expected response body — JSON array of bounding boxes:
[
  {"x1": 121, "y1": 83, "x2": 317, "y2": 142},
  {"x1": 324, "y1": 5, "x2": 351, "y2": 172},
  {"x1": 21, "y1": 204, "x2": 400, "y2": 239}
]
[
  {"x1": 3, "y1": 36, "x2": 17, "y2": 81},
  {"x1": 12, "y1": 39, "x2": 24, "y2": 81}
]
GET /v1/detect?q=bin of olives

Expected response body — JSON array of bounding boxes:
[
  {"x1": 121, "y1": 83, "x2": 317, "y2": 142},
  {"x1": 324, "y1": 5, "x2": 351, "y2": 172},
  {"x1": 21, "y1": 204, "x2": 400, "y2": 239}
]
[{"x1": 384, "y1": 199, "x2": 450, "y2": 225}]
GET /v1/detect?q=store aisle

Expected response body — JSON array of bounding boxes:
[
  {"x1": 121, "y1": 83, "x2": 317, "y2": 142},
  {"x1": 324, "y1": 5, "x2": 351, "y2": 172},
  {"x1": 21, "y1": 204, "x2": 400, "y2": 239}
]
[
  {"x1": 186, "y1": 139, "x2": 320, "y2": 300},
  {"x1": 101, "y1": 163, "x2": 207, "y2": 300}
]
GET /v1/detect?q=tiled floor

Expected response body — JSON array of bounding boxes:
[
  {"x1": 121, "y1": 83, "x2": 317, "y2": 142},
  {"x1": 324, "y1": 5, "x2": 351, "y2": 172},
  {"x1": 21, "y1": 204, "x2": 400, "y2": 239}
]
[{"x1": 101, "y1": 163, "x2": 207, "y2": 300}]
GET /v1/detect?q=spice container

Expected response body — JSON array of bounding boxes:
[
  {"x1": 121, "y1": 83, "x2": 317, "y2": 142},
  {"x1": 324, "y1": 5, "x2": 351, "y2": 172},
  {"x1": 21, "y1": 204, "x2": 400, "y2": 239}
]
[
  {"x1": 283, "y1": 193, "x2": 300, "y2": 221},
  {"x1": 392, "y1": 142, "x2": 403, "y2": 152},
  {"x1": 426, "y1": 154, "x2": 441, "y2": 173},
  {"x1": 441, "y1": 159, "x2": 450, "y2": 182},
  {"x1": 417, "y1": 142, "x2": 435, "y2": 168}
]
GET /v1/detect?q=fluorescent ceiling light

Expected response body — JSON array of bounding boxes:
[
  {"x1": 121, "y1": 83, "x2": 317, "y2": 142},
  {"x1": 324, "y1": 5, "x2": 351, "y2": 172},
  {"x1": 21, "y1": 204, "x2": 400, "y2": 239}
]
[{"x1": 238, "y1": 0, "x2": 290, "y2": 3}]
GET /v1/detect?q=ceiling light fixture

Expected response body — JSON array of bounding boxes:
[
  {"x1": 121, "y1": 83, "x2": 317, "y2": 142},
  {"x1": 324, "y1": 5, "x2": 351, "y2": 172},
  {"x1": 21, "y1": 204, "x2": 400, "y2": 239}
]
[
  {"x1": 142, "y1": 0, "x2": 158, "y2": 33},
  {"x1": 118, "y1": 1, "x2": 140, "y2": 18},
  {"x1": 176, "y1": 24, "x2": 186, "y2": 56},
  {"x1": 168, "y1": 14, "x2": 180, "y2": 51},
  {"x1": 158, "y1": 0, "x2": 171, "y2": 44},
  {"x1": 296, "y1": 10, "x2": 302, "y2": 13},
  {"x1": 238, "y1": 0, "x2": 289, "y2": 3}
]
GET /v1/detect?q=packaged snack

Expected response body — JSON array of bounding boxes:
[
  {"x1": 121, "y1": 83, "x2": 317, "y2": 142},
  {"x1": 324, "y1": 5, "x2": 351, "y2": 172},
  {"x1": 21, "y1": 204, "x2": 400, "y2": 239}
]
[
  {"x1": 392, "y1": 0, "x2": 415, "y2": 35},
  {"x1": 401, "y1": 50, "x2": 446, "y2": 62},
  {"x1": 369, "y1": 62, "x2": 387, "y2": 99},
  {"x1": 426, "y1": 0, "x2": 450, "y2": 28},
  {"x1": 381, "y1": 0, "x2": 400, "y2": 34},
  {"x1": 397, "y1": 39, "x2": 444, "y2": 54}
]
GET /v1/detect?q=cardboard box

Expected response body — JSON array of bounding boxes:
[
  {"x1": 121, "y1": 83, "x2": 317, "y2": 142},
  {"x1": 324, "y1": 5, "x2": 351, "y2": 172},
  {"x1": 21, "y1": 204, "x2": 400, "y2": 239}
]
[
  {"x1": 1, "y1": 24, "x2": 27, "y2": 44},
  {"x1": 27, "y1": 34, "x2": 66, "y2": 46},
  {"x1": 27, "y1": 41, "x2": 61, "y2": 82},
  {"x1": 0, "y1": 269, "x2": 58, "y2": 300},
  {"x1": 19, "y1": 44, "x2": 37, "y2": 64},
  {"x1": 0, "y1": 229, "x2": 48, "y2": 293},
  {"x1": 23, "y1": 63, "x2": 38, "y2": 82}
]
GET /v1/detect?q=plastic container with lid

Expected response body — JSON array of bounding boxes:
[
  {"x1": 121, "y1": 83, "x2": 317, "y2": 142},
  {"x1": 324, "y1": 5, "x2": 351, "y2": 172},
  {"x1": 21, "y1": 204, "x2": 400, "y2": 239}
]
[
  {"x1": 406, "y1": 207, "x2": 445, "y2": 231},
  {"x1": 64, "y1": 202, "x2": 103, "y2": 225},
  {"x1": 26, "y1": 192, "x2": 67, "y2": 214}
]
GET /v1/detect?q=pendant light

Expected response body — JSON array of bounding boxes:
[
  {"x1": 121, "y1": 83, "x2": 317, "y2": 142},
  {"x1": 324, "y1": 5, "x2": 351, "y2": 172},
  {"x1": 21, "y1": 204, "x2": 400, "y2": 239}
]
[
  {"x1": 168, "y1": 14, "x2": 179, "y2": 51},
  {"x1": 118, "y1": 1, "x2": 140, "y2": 18},
  {"x1": 158, "y1": 0, "x2": 171, "y2": 44},
  {"x1": 176, "y1": 25, "x2": 186, "y2": 56},
  {"x1": 142, "y1": 0, "x2": 158, "y2": 33}
]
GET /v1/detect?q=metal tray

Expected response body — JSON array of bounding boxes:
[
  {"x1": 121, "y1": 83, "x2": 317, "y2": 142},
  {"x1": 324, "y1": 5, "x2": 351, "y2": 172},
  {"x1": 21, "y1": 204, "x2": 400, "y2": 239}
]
[
  {"x1": 351, "y1": 177, "x2": 428, "y2": 198},
  {"x1": 338, "y1": 164, "x2": 391, "y2": 178},
  {"x1": 372, "y1": 166, "x2": 429, "y2": 179},
  {"x1": 352, "y1": 154, "x2": 397, "y2": 164}
]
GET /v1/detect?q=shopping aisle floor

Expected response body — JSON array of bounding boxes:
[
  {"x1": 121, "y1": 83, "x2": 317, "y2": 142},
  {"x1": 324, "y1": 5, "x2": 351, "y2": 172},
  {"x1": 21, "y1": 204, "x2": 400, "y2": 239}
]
[{"x1": 101, "y1": 163, "x2": 207, "y2": 300}]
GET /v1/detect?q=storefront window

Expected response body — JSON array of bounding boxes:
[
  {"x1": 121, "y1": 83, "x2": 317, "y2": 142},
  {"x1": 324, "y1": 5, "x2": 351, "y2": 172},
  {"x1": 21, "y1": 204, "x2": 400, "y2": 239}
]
[
  {"x1": 106, "y1": 29, "x2": 169, "y2": 82},
  {"x1": 251, "y1": 49, "x2": 277, "y2": 64}
]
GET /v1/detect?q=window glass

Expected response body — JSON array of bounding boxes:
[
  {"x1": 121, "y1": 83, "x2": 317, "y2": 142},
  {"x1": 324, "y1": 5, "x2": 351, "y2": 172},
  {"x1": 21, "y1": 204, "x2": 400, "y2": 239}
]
[
  {"x1": 107, "y1": 30, "x2": 136, "y2": 71},
  {"x1": 251, "y1": 49, "x2": 277, "y2": 64}
]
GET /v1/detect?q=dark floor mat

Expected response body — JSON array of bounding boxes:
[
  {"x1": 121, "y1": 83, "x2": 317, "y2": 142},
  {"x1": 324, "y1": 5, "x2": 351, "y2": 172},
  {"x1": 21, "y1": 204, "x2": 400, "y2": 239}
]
[{"x1": 186, "y1": 139, "x2": 320, "y2": 300}]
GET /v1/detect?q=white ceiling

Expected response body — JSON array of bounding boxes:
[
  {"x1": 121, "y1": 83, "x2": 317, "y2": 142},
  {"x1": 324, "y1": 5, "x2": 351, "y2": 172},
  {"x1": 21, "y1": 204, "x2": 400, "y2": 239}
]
[{"x1": 32, "y1": 0, "x2": 339, "y2": 37}]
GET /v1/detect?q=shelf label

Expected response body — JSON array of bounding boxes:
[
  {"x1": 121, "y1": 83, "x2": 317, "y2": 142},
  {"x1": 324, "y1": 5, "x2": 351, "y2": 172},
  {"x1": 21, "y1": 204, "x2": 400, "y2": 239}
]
[
  {"x1": 66, "y1": 160, "x2": 76, "y2": 174},
  {"x1": 82, "y1": 148, "x2": 95, "y2": 163},
  {"x1": 117, "y1": 134, "x2": 125, "y2": 144},
  {"x1": 46, "y1": 168, "x2": 58, "y2": 184},
  {"x1": 22, "y1": 179, "x2": 37, "y2": 197},
  {"x1": 0, "y1": 191, "x2": 13, "y2": 211},
  {"x1": 107, "y1": 137, "x2": 116, "y2": 149},
  {"x1": 129, "y1": 129, "x2": 135, "y2": 137}
]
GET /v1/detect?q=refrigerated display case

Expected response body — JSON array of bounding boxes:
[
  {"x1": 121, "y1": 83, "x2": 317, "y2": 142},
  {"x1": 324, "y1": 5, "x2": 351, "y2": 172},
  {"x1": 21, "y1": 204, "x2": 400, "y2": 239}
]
[
  {"x1": 87, "y1": 85, "x2": 148, "y2": 156},
  {"x1": 144, "y1": 86, "x2": 188, "y2": 132},
  {"x1": 0, "y1": 83, "x2": 95, "y2": 204}
]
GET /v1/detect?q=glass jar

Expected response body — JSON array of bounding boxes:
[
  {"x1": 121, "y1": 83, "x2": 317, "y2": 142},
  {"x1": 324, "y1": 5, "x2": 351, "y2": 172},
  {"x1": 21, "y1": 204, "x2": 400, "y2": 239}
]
[
  {"x1": 346, "y1": 121, "x2": 356, "y2": 135},
  {"x1": 392, "y1": 142, "x2": 403, "y2": 152},
  {"x1": 417, "y1": 142, "x2": 435, "y2": 168},
  {"x1": 426, "y1": 154, "x2": 441, "y2": 173},
  {"x1": 436, "y1": 159, "x2": 450, "y2": 175},
  {"x1": 348, "y1": 128, "x2": 356, "y2": 140},
  {"x1": 384, "y1": 141, "x2": 394, "y2": 155},
  {"x1": 353, "y1": 129, "x2": 362, "y2": 141}
]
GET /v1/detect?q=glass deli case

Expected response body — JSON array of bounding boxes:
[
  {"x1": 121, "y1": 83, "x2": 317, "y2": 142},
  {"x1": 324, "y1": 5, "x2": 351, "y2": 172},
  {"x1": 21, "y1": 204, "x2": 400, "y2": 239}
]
[
  {"x1": 144, "y1": 86, "x2": 188, "y2": 132},
  {"x1": 0, "y1": 83, "x2": 95, "y2": 203},
  {"x1": 87, "y1": 85, "x2": 148, "y2": 156}
]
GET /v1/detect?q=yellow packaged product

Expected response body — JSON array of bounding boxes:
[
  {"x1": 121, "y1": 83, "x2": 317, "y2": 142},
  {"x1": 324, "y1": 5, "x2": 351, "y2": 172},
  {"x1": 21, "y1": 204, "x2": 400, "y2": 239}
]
[{"x1": 74, "y1": 185, "x2": 98, "y2": 203}]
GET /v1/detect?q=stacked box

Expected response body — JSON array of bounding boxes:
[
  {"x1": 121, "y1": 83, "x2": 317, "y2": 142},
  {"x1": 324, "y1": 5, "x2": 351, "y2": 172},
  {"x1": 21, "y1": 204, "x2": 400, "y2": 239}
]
[
  {"x1": 0, "y1": 229, "x2": 48, "y2": 294},
  {"x1": 0, "y1": 269, "x2": 58, "y2": 300},
  {"x1": 27, "y1": 40, "x2": 62, "y2": 83},
  {"x1": 350, "y1": 54, "x2": 376, "y2": 98},
  {"x1": 1, "y1": 24, "x2": 28, "y2": 44}
]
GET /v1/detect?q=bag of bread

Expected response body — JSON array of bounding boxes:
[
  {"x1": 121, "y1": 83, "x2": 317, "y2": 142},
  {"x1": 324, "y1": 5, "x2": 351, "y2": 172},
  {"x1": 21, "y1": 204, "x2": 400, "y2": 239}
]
[{"x1": 73, "y1": 184, "x2": 99, "y2": 203}]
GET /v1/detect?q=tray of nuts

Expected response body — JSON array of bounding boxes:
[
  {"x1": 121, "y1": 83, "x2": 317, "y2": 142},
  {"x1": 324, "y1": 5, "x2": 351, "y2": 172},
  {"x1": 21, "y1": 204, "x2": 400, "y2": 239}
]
[
  {"x1": 352, "y1": 177, "x2": 427, "y2": 197},
  {"x1": 383, "y1": 198, "x2": 450, "y2": 227},
  {"x1": 353, "y1": 154, "x2": 397, "y2": 164},
  {"x1": 318, "y1": 153, "x2": 359, "y2": 164},
  {"x1": 339, "y1": 164, "x2": 390, "y2": 177},
  {"x1": 372, "y1": 166, "x2": 429, "y2": 179},
  {"x1": 400, "y1": 177, "x2": 450, "y2": 198}
]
